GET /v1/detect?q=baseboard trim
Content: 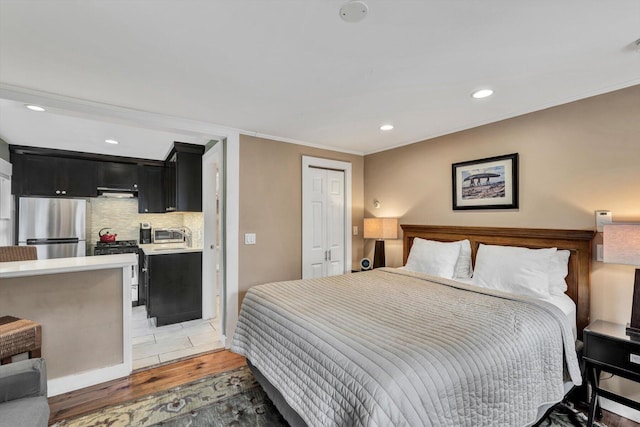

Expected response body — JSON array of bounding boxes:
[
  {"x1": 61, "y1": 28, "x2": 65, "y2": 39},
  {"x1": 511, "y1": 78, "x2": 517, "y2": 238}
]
[
  {"x1": 600, "y1": 397, "x2": 640, "y2": 423},
  {"x1": 48, "y1": 362, "x2": 131, "y2": 397}
]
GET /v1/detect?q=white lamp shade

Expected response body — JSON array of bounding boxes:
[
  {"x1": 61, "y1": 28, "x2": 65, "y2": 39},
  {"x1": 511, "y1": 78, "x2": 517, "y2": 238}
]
[
  {"x1": 603, "y1": 224, "x2": 640, "y2": 266},
  {"x1": 363, "y1": 218, "x2": 398, "y2": 240}
]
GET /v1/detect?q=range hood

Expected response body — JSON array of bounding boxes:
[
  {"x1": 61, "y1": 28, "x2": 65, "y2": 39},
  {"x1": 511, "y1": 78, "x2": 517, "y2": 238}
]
[{"x1": 97, "y1": 187, "x2": 138, "y2": 198}]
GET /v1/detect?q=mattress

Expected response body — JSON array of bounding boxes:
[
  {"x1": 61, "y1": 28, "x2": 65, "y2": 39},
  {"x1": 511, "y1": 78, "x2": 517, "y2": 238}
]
[{"x1": 231, "y1": 268, "x2": 581, "y2": 427}]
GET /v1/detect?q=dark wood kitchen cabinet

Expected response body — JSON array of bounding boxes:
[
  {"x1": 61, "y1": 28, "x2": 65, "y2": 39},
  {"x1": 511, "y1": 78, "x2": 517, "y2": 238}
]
[
  {"x1": 145, "y1": 251, "x2": 202, "y2": 326},
  {"x1": 97, "y1": 162, "x2": 138, "y2": 190},
  {"x1": 138, "y1": 165, "x2": 166, "y2": 213},
  {"x1": 13, "y1": 154, "x2": 98, "y2": 197},
  {"x1": 165, "y1": 142, "x2": 204, "y2": 212}
]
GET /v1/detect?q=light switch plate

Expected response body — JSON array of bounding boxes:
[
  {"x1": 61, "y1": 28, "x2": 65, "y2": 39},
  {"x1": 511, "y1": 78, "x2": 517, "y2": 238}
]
[
  {"x1": 595, "y1": 210, "x2": 612, "y2": 232},
  {"x1": 353, "y1": 226, "x2": 358, "y2": 236},
  {"x1": 244, "y1": 233, "x2": 256, "y2": 245}
]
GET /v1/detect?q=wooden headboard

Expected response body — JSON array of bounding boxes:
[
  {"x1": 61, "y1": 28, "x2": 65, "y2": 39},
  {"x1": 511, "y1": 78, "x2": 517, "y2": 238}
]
[{"x1": 401, "y1": 225, "x2": 595, "y2": 340}]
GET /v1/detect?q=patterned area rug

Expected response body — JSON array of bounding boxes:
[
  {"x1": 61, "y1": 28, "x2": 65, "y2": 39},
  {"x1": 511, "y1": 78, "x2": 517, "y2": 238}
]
[{"x1": 52, "y1": 365, "x2": 605, "y2": 427}]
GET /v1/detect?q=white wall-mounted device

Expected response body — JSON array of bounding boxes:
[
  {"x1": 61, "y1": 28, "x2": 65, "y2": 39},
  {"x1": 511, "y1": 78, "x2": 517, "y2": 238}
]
[{"x1": 595, "y1": 210, "x2": 612, "y2": 232}]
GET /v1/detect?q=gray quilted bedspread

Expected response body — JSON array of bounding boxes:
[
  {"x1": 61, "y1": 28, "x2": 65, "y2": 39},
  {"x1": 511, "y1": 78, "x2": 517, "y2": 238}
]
[{"x1": 230, "y1": 268, "x2": 581, "y2": 427}]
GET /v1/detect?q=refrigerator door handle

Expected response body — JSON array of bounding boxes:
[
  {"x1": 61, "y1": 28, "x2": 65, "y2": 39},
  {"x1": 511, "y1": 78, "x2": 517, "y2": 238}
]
[{"x1": 26, "y1": 237, "x2": 80, "y2": 245}]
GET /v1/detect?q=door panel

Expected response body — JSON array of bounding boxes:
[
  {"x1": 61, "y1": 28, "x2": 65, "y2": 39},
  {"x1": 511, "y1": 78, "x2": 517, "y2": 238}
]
[
  {"x1": 302, "y1": 164, "x2": 345, "y2": 279},
  {"x1": 306, "y1": 167, "x2": 327, "y2": 277},
  {"x1": 326, "y1": 170, "x2": 345, "y2": 276}
]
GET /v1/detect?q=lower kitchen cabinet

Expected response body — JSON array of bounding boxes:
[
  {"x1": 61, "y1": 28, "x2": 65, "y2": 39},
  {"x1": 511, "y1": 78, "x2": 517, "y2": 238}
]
[{"x1": 145, "y1": 251, "x2": 202, "y2": 326}]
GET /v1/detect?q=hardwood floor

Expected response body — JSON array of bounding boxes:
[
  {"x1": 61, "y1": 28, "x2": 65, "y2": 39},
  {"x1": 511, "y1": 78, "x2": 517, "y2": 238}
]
[
  {"x1": 601, "y1": 411, "x2": 640, "y2": 427},
  {"x1": 48, "y1": 349, "x2": 639, "y2": 426},
  {"x1": 48, "y1": 349, "x2": 246, "y2": 425}
]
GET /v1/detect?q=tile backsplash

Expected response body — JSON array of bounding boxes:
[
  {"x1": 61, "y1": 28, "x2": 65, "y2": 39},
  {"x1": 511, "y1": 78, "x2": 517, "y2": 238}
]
[{"x1": 88, "y1": 198, "x2": 203, "y2": 249}]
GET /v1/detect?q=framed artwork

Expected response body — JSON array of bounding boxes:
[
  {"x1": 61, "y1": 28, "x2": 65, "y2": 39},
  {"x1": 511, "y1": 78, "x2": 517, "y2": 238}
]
[{"x1": 452, "y1": 153, "x2": 519, "y2": 210}]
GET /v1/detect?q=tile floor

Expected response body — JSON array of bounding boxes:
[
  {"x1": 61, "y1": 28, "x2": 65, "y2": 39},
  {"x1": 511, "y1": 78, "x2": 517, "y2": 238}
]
[{"x1": 131, "y1": 305, "x2": 222, "y2": 370}]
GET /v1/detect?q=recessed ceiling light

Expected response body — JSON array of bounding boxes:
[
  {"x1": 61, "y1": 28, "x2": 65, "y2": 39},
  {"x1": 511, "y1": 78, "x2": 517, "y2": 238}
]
[
  {"x1": 105, "y1": 139, "x2": 119, "y2": 145},
  {"x1": 471, "y1": 89, "x2": 494, "y2": 99},
  {"x1": 380, "y1": 124, "x2": 394, "y2": 131},
  {"x1": 25, "y1": 104, "x2": 46, "y2": 112}
]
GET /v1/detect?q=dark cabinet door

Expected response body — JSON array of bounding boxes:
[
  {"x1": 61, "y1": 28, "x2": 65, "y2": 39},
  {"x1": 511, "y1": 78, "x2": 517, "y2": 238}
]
[
  {"x1": 147, "y1": 252, "x2": 202, "y2": 326},
  {"x1": 138, "y1": 165, "x2": 166, "y2": 213},
  {"x1": 17, "y1": 154, "x2": 98, "y2": 197},
  {"x1": 165, "y1": 161, "x2": 177, "y2": 212},
  {"x1": 164, "y1": 143, "x2": 204, "y2": 213},
  {"x1": 176, "y1": 152, "x2": 202, "y2": 212},
  {"x1": 64, "y1": 157, "x2": 99, "y2": 197},
  {"x1": 17, "y1": 155, "x2": 60, "y2": 196},
  {"x1": 98, "y1": 162, "x2": 138, "y2": 190}
]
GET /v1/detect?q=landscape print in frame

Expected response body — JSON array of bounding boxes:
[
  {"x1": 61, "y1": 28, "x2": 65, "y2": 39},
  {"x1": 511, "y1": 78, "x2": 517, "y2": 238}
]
[{"x1": 452, "y1": 153, "x2": 519, "y2": 210}]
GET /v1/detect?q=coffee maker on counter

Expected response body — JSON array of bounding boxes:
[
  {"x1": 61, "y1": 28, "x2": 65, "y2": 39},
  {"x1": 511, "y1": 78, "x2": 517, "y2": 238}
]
[{"x1": 139, "y1": 222, "x2": 152, "y2": 244}]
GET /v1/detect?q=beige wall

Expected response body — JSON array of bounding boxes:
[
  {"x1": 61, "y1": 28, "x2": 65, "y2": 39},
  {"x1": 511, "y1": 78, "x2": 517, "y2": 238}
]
[
  {"x1": 364, "y1": 84, "x2": 640, "y2": 407},
  {"x1": 238, "y1": 135, "x2": 364, "y2": 300},
  {"x1": 0, "y1": 269, "x2": 123, "y2": 379}
]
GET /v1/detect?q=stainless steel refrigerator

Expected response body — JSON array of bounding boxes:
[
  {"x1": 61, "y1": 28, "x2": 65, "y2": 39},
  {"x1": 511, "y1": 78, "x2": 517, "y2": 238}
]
[{"x1": 18, "y1": 197, "x2": 86, "y2": 259}]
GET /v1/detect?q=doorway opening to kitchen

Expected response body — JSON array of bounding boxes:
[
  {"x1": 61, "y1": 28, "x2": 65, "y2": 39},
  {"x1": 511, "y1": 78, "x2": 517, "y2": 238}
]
[
  {"x1": 0, "y1": 86, "x2": 238, "y2": 376},
  {"x1": 131, "y1": 140, "x2": 226, "y2": 370}
]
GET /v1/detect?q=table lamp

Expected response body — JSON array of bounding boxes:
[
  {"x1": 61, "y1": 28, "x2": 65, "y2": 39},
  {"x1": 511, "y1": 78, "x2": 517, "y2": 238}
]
[
  {"x1": 603, "y1": 223, "x2": 640, "y2": 337},
  {"x1": 364, "y1": 218, "x2": 398, "y2": 268}
]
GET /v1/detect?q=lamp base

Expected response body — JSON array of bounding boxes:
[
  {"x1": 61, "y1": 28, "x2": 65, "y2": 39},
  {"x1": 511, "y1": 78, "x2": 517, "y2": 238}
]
[
  {"x1": 629, "y1": 269, "x2": 640, "y2": 336},
  {"x1": 373, "y1": 240, "x2": 385, "y2": 269}
]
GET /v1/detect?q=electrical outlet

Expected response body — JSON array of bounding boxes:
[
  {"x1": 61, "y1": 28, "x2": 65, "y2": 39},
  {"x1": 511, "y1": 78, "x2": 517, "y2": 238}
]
[
  {"x1": 244, "y1": 233, "x2": 256, "y2": 245},
  {"x1": 353, "y1": 226, "x2": 358, "y2": 236}
]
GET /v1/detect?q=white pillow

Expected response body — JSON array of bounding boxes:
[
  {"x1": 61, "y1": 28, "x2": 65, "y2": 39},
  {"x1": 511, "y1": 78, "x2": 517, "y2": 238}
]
[
  {"x1": 548, "y1": 250, "x2": 570, "y2": 295},
  {"x1": 454, "y1": 239, "x2": 473, "y2": 279},
  {"x1": 405, "y1": 238, "x2": 461, "y2": 279},
  {"x1": 472, "y1": 244, "x2": 557, "y2": 299}
]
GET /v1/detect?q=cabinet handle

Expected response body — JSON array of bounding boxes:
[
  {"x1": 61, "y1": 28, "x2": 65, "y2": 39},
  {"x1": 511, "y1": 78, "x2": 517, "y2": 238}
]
[
  {"x1": 328, "y1": 250, "x2": 332, "y2": 261},
  {"x1": 134, "y1": 184, "x2": 138, "y2": 188},
  {"x1": 55, "y1": 190, "x2": 61, "y2": 195},
  {"x1": 61, "y1": 190, "x2": 66, "y2": 195},
  {"x1": 145, "y1": 208, "x2": 148, "y2": 212}
]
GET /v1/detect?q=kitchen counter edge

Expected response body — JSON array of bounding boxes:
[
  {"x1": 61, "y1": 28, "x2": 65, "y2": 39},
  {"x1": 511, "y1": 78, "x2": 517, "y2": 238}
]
[{"x1": 0, "y1": 253, "x2": 137, "y2": 279}]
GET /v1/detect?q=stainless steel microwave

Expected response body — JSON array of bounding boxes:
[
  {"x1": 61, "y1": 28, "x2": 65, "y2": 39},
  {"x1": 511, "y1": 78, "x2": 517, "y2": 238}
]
[{"x1": 152, "y1": 228, "x2": 185, "y2": 244}]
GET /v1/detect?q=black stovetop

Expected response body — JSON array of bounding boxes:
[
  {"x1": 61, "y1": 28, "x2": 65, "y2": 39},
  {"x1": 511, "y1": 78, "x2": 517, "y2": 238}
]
[
  {"x1": 94, "y1": 240, "x2": 139, "y2": 255},
  {"x1": 95, "y1": 240, "x2": 138, "y2": 247}
]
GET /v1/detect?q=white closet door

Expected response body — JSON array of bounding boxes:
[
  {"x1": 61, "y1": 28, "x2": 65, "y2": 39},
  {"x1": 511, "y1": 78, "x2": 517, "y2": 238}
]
[
  {"x1": 306, "y1": 167, "x2": 328, "y2": 278},
  {"x1": 326, "y1": 170, "x2": 345, "y2": 276},
  {"x1": 302, "y1": 162, "x2": 346, "y2": 280}
]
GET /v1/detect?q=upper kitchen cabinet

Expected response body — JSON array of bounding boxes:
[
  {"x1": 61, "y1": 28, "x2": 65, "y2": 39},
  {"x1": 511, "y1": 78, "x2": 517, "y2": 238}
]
[
  {"x1": 12, "y1": 154, "x2": 98, "y2": 197},
  {"x1": 165, "y1": 142, "x2": 204, "y2": 212},
  {"x1": 97, "y1": 162, "x2": 138, "y2": 191},
  {"x1": 138, "y1": 165, "x2": 166, "y2": 213}
]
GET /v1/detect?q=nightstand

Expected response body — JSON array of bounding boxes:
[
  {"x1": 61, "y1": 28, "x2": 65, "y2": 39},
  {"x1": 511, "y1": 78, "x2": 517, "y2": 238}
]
[{"x1": 583, "y1": 320, "x2": 640, "y2": 426}]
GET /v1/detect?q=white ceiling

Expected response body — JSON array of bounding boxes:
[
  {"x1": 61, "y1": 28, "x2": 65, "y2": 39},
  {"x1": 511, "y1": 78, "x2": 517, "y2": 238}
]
[{"x1": 0, "y1": 0, "x2": 639, "y2": 156}]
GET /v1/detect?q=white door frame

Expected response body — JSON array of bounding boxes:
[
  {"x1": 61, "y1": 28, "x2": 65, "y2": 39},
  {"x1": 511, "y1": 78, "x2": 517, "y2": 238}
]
[
  {"x1": 202, "y1": 143, "x2": 221, "y2": 322},
  {"x1": 302, "y1": 156, "x2": 352, "y2": 278}
]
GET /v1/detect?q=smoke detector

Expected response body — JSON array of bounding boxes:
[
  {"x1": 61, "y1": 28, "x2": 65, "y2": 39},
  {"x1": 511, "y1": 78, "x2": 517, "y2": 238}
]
[{"x1": 339, "y1": 1, "x2": 368, "y2": 23}]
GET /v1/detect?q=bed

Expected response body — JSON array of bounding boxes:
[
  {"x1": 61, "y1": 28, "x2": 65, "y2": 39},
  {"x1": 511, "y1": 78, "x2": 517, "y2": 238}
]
[{"x1": 231, "y1": 225, "x2": 595, "y2": 427}]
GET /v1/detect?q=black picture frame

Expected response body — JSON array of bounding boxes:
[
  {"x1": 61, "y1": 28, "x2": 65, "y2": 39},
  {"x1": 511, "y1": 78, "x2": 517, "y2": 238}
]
[{"x1": 452, "y1": 153, "x2": 519, "y2": 210}]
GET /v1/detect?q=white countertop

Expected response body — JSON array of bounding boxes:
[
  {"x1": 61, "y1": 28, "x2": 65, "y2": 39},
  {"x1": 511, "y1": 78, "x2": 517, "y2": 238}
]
[
  {"x1": 0, "y1": 253, "x2": 137, "y2": 279},
  {"x1": 139, "y1": 244, "x2": 203, "y2": 256}
]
